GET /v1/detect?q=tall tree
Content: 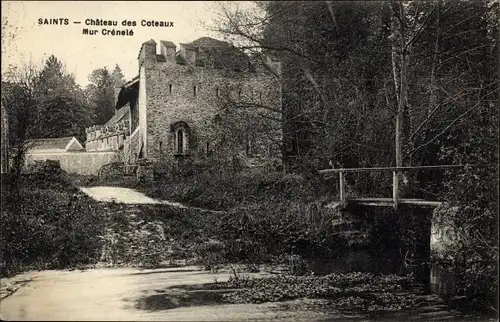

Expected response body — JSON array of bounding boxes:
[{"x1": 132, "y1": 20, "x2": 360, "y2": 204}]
[
  {"x1": 34, "y1": 55, "x2": 93, "y2": 141},
  {"x1": 209, "y1": 1, "x2": 396, "y2": 174},
  {"x1": 1, "y1": 61, "x2": 41, "y2": 181},
  {"x1": 210, "y1": 0, "x2": 498, "y2": 179},
  {"x1": 111, "y1": 64, "x2": 126, "y2": 88},
  {"x1": 86, "y1": 67, "x2": 115, "y2": 125},
  {"x1": 209, "y1": 0, "x2": 498, "y2": 309}
]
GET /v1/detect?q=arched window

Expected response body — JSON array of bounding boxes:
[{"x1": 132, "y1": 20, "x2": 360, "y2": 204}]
[{"x1": 170, "y1": 121, "x2": 190, "y2": 156}]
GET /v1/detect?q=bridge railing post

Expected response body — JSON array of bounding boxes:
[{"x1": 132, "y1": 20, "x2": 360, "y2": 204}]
[
  {"x1": 392, "y1": 169, "x2": 399, "y2": 210},
  {"x1": 339, "y1": 170, "x2": 346, "y2": 206}
]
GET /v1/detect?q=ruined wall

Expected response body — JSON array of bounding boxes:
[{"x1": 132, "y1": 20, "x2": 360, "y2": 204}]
[
  {"x1": 25, "y1": 151, "x2": 120, "y2": 176},
  {"x1": 138, "y1": 40, "x2": 282, "y2": 164}
]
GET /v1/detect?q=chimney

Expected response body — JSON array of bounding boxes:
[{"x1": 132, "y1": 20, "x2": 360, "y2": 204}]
[
  {"x1": 180, "y1": 43, "x2": 197, "y2": 65},
  {"x1": 160, "y1": 40, "x2": 177, "y2": 63}
]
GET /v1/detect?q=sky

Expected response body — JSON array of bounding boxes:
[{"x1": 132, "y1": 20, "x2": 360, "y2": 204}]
[{"x1": 1, "y1": 1, "x2": 237, "y2": 87}]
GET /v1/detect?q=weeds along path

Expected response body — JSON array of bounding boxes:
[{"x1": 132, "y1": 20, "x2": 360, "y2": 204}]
[
  {"x1": 80, "y1": 186, "x2": 224, "y2": 268},
  {"x1": 98, "y1": 203, "x2": 168, "y2": 268}
]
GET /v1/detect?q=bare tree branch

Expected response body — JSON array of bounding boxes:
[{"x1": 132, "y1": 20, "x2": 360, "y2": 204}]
[{"x1": 410, "y1": 90, "x2": 498, "y2": 155}]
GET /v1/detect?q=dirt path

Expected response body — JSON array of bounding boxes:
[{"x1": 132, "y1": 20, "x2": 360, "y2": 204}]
[
  {"x1": 79, "y1": 186, "x2": 184, "y2": 206},
  {"x1": 79, "y1": 186, "x2": 224, "y2": 213},
  {"x1": 0, "y1": 266, "x2": 331, "y2": 321}
]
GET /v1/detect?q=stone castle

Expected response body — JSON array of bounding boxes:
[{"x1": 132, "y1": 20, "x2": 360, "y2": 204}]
[{"x1": 85, "y1": 37, "x2": 282, "y2": 168}]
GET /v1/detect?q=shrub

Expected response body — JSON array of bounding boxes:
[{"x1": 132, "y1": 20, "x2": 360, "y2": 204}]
[
  {"x1": 432, "y1": 201, "x2": 498, "y2": 311},
  {"x1": 0, "y1": 167, "x2": 105, "y2": 276},
  {"x1": 218, "y1": 272, "x2": 415, "y2": 305},
  {"x1": 189, "y1": 199, "x2": 351, "y2": 267},
  {"x1": 141, "y1": 166, "x2": 332, "y2": 211},
  {"x1": 192, "y1": 239, "x2": 227, "y2": 270}
]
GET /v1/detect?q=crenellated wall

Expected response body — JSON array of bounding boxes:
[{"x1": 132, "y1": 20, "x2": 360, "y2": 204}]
[
  {"x1": 85, "y1": 121, "x2": 130, "y2": 152},
  {"x1": 136, "y1": 38, "x2": 282, "y2": 165}
]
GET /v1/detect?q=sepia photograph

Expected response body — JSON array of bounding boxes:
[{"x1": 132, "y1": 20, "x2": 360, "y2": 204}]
[{"x1": 1, "y1": 0, "x2": 498, "y2": 320}]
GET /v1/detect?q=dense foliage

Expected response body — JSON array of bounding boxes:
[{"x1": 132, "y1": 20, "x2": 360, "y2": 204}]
[
  {"x1": 208, "y1": 0, "x2": 498, "y2": 311},
  {"x1": 2, "y1": 56, "x2": 94, "y2": 145},
  {"x1": 216, "y1": 272, "x2": 414, "y2": 306},
  {"x1": 136, "y1": 168, "x2": 426, "y2": 279},
  {"x1": 85, "y1": 64, "x2": 126, "y2": 125},
  {"x1": 0, "y1": 162, "x2": 106, "y2": 276},
  {"x1": 143, "y1": 165, "x2": 332, "y2": 211}
]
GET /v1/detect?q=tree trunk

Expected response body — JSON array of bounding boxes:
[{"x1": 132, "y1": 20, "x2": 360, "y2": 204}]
[
  {"x1": 428, "y1": 1, "x2": 441, "y2": 116},
  {"x1": 391, "y1": 14, "x2": 400, "y2": 106},
  {"x1": 403, "y1": 43, "x2": 413, "y2": 166},
  {"x1": 392, "y1": 2, "x2": 408, "y2": 168},
  {"x1": 392, "y1": 2, "x2": 414, "y2": 198}
]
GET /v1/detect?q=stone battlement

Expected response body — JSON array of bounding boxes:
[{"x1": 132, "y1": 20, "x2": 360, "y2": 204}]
[
  {"x1": 138, "y1": 38, "x2": 281, "y2": 75},
  {"x1": 85, "y1": 122, "x2": 129, "y2": 138},
  {"x1": 85, "y1": 121, "x2": 130, "y2": 152}
]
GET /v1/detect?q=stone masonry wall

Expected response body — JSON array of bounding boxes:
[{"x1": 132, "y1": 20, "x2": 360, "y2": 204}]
[{"x1": 141, "y1": 51, "x2": 282, "y2": 163}]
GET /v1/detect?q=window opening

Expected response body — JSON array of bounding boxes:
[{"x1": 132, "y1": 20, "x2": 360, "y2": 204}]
[{"x1": 177, "y1": 129, "x2": 184, "y2": 153}]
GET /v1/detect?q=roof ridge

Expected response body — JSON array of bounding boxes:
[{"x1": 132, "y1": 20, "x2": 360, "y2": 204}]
[{"x1": 30, "y1": 136, "x2": 75, "y2": 141}]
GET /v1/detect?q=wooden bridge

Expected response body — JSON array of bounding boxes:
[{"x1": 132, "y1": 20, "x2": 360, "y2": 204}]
[{"x1": 318, "y1": 164, "x2": 486, "y2": 209}]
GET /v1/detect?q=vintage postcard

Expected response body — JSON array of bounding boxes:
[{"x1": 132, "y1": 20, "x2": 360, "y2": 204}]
[{"x1": 1, "y1": 1, "x2": 498, "y2": 321}]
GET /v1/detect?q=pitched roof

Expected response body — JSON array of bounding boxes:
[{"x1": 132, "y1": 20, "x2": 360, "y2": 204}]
[
  {"x1": 27, "y1": 137, "x2": 82, "y2": 151},
  {"x1": 116, "y1": 76, "x2": 139, "y2": 109},
  {"x1": 190, "y1": 37, "x2": 230, "y2": 48},
  {"x1": 160, "y1": 40, "x2": 176, "y2": 48},
  {"x1": 122, "y1": 75, "x2": 139, "y2": 88},
  {"x1": 105, "y1": 104, "x2": 131, "y2": 127},
  {"x1": 188, "y1": 37, "x2": 251, "y2": 70}
]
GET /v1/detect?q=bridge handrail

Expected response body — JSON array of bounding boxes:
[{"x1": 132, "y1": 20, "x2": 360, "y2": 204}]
[
  {"x1": 317, "y1": 163, "x2": 492, "y2": 209},
  {"x1": 318, "y1": 164, "x2": 491, "y2": 174}
]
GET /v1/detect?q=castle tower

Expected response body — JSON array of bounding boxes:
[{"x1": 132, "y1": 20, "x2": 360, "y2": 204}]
[
  {"x1": 127, "y1": 37, "x2": 283, "y2": 166},
  {"x1": 138, "y1": 39, "x2": 157, "y2": 70}
]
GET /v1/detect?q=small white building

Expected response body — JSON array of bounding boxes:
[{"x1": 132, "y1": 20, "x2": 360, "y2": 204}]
[
  {"x1": 26, "y1": 137, "x2": 85, "y2": 154},
  {"x1": 24, "y1": 136, "x2": 118, "y2": 176}
]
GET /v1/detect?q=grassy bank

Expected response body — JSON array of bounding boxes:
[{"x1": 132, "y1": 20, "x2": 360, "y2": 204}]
[
  {"x1": 0, "y1": 166, "x2": 107, "y2": 277},
  {"x1": 128, "y1": 168, "x2": 422, "y2": 275},
  {"x1": 138, "y1": 168, "x2": 334, "y2": 211}
]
